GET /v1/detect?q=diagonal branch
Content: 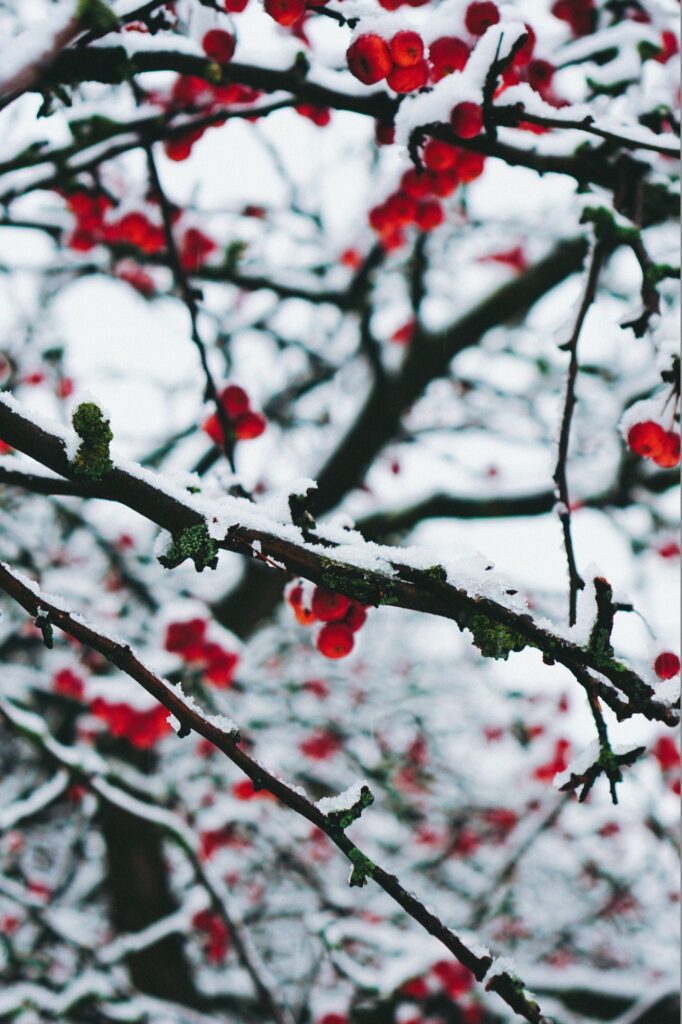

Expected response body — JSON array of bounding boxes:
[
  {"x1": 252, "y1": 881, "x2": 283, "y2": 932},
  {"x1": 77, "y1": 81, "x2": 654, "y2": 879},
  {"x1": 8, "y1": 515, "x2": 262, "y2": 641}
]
[
  {"x1": 0, "y1": 395, "x2": 675, "y2": 726},
  {"x1": 0, "y1": 560, "x2": 554, "y2": 1024}
]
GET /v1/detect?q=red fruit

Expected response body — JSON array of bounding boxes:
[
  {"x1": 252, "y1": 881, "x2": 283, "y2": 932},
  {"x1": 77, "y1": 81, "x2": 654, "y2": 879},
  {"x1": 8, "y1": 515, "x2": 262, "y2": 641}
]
[
  {"x1": 317, "y1": 622, "x2": 354, "y2": 659},
  {"x1": 164, "y1": 131, "x2": 202, "y2": 161},
  {"x1": 300, "y1": 729, "x2": 343, "y2": 758},
  {"x1": 225, "y1": 0, "x2": 249, "y2": 10},
  {"x1": 180, "y1": 227, "x2": 216, "y2": 271},
  {"x1": 165, "y1": 618, "x2": 207, "y2": 653},
  {"x1": 385, "y1": 191, "x2": 418, "y2": 225},
  {"x1": 264, "y1": 0, "x2": 305, "y2": 24},
  {"x1": 234, "y1": 411, "x2": 266, "y2": 440},
  {"x1": 201, "y1": 643, "x2": 239, "y2": 686},
  {"x1": 56, "y1": 377, "x2": 74, "y2": 399},
  {"x1": 432, "y1": 959, "x2": 475, "y2": 997},
  {"x1": 416, "y1": 199, "x2": 445, "y2": 231},
  {"x1": 465, "y1": 1, "x2": 500, "y2": 35},
  {"x1": 53, "y1": 669, "x2": 85, "y2": 700},
  {"x1": 626, "y1": 420, "x2": 666, "y2": 458},
  {"x1": 390, "y1": 31, "x2": 424, "y2": 67},
  {"x1": 429, "y1": 37, "x2": 469, "y2": 80},
  {"x1": 428, "y1": 168, "x2": 460, "y2": 196},
  {"x1": 552, "y1": 0, "x2": 595, "y2": 36},
  {"x1": 423, "y1": 139, "x2": 460, "y2": 172},
  {"x1": 343, "y1": 600, "x2": 368, "y2": 632},
  {"x1": 296, "y1": 104, "x2": 331, "y2": 126},
  {"x1": 654, "y1": 652, "x2": 680, "y2": 680},
  {"x1": 203, "y1": 412, "x2": 224, "y2": 445},
  {"x1": 202, "y1": 29, "x2": 236, "y2": 63},
  {"x1": 458, "y1": 150, "x2": 485, "y2": 182},
  {"x1": 387, "y1": 60, "x2": 428, "y2": 93},
  {"x1": 526, "y1": 59, "x2": 555, "y2": 96},
  {"x1": 317, "y1": 1014, "x2": 347, "y2": 1024},
  {"x1": 401, "y1": 168, "x2": 431, "y2": 198},
  {"x1": 68, "y1": 228, "x2": 97, "y2": 251},
  {"x1": 656, "y1": 30, "x2": 679, "y2": 63},
  {"x1": 311, "y1": 587, "x2": 351, "y2": 622},
  {"x1": 513, "y1": 24, "x2": 536, "y2": 67},
  {"x1": 652, "y1": 431, "x2": 680, "y2": 468},
  {"x1": 652, "y1": 735, "x2": 680, "y2": 772},
  {"x1": 288, "y1": 584, "x2": 316, "y2": 625},
  {"x1": 219, "y1": 384, "x2": 250, "y2": 420},
  {"x1": 117, "y1": 265, "x2": 156, "y2": 296},
  {"x1": 450, "y1": 101, "x2": 483, "y2": 139},
  {"x1": 347, "y1": 34, "x2": 393, "y2": 85}
]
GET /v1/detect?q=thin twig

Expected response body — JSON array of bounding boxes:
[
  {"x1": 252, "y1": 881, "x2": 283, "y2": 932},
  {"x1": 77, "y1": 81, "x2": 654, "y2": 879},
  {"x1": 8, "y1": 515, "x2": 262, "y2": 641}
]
[{"x1": 553, "y1": 243, "x2": 606, "y2": 626}]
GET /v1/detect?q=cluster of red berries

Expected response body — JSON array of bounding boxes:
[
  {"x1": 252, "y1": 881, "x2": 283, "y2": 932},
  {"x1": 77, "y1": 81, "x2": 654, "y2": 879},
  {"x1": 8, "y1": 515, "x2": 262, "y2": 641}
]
[
  {"x1": 150, "y1": 75, "x2": 261, "y2": 161},
  {"x1": 288, "y1": 584, "x2": 368, "y2": 659},
  {"x1": 61, "y1": 190, "x2": 217, "y2": 275},
  {"x1": 191, "y1": 909, "x2": 231, "y2": 964},
  {"x1": 90, "y1": 697, "x2": 171, "y2": 749},
  {"x1": 627, "y1": 421, "x2": 680, "y2": 468},
  {"x1": 399, "y1": 958, "x2": 476, "y2": 1008},
  {"x1": 165, "y1": 617, "x2": 240, "y2": 686},
  {"x1": 368, "y1": 139, "x2": 485, "y2": 249},
  {"x1": 202, "y1": 384, "x2": 266, "y2": 446}
]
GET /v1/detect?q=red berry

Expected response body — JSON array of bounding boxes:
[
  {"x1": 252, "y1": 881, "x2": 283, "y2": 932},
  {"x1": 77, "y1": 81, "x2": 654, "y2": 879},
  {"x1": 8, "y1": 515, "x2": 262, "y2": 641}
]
[
  {"x1": 401, "y1": 168, "x2": 431, "y2": 198},
  {"x1": 389, "y1": 31, "x2": 424, "y2": 68},
  {"x1": 53, "y1": 669, "x2": 85, "y2": 700},
  {"x1": 627, "y1": 420, "x2": 666, "y2": 458},
  {"x1": 429, "y1": 37, "x2": 470, "y2": 80},
  {"x1": 225, "y1": 0, "x2": 249, "y2": 9},
  {"x1": 264, "y1": 0, "x2": 305, "y2": 25},
  {"x1": 343, "y1": 600, "x2": 368, "y2": 632},
  {"x1": 385, "y1": 191, "x2": 418, "y2": 225},
  {"x1": 513, "y1": 24, "x2": 536, "y2": 67},
  {"x1": 450, "y1": 101, "x2": 483, "y2": 139},
  {"x1": 654, "y1": 652, "x2": 680, "y2": 679},
  {"x1": 347, "y1": 34, "x2": 393, "y2": 85},
  {"x1": 165, "y1": 618, "x2": 207, "y2": 653},
  {"x1": 652, "y1": 431, "x2": 680, "y2": 468},
  {"x1": 311, "y1": 587, "x2": 351, "y2": 622},
  {"x1": 423, "y1": 139, "x2": 460, "y2": 172},
  {"x1": 203, "y1": 412, "x2": 224, "y2": 445},
  {"x1": 317, "y1": 622, "x2": 354, "y2": 659},
  {"x1": 201, "y1": 29, "x2": 236, "y2": 64},
  {"x1": 465, "y1": 1, "x2": 500, "y2": 36},
  {"x1": 526, "y1": 59, "x2": 555, "y2": 96},
  {"x1": 220, "y1": 384, "x2": 250, "y2": 420},
  {"x1": 234, "y1": 411, "x2": 266, "y2": 440},
  {"x1": 457, "y1": 150, "x2": 485, "y2": 182},
  {"x1": 415, "y1": 199, "x2": 445, "y2": 231},
  {"x1": 387, "y1": 60, "x2": 428, "y2": 93}
]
